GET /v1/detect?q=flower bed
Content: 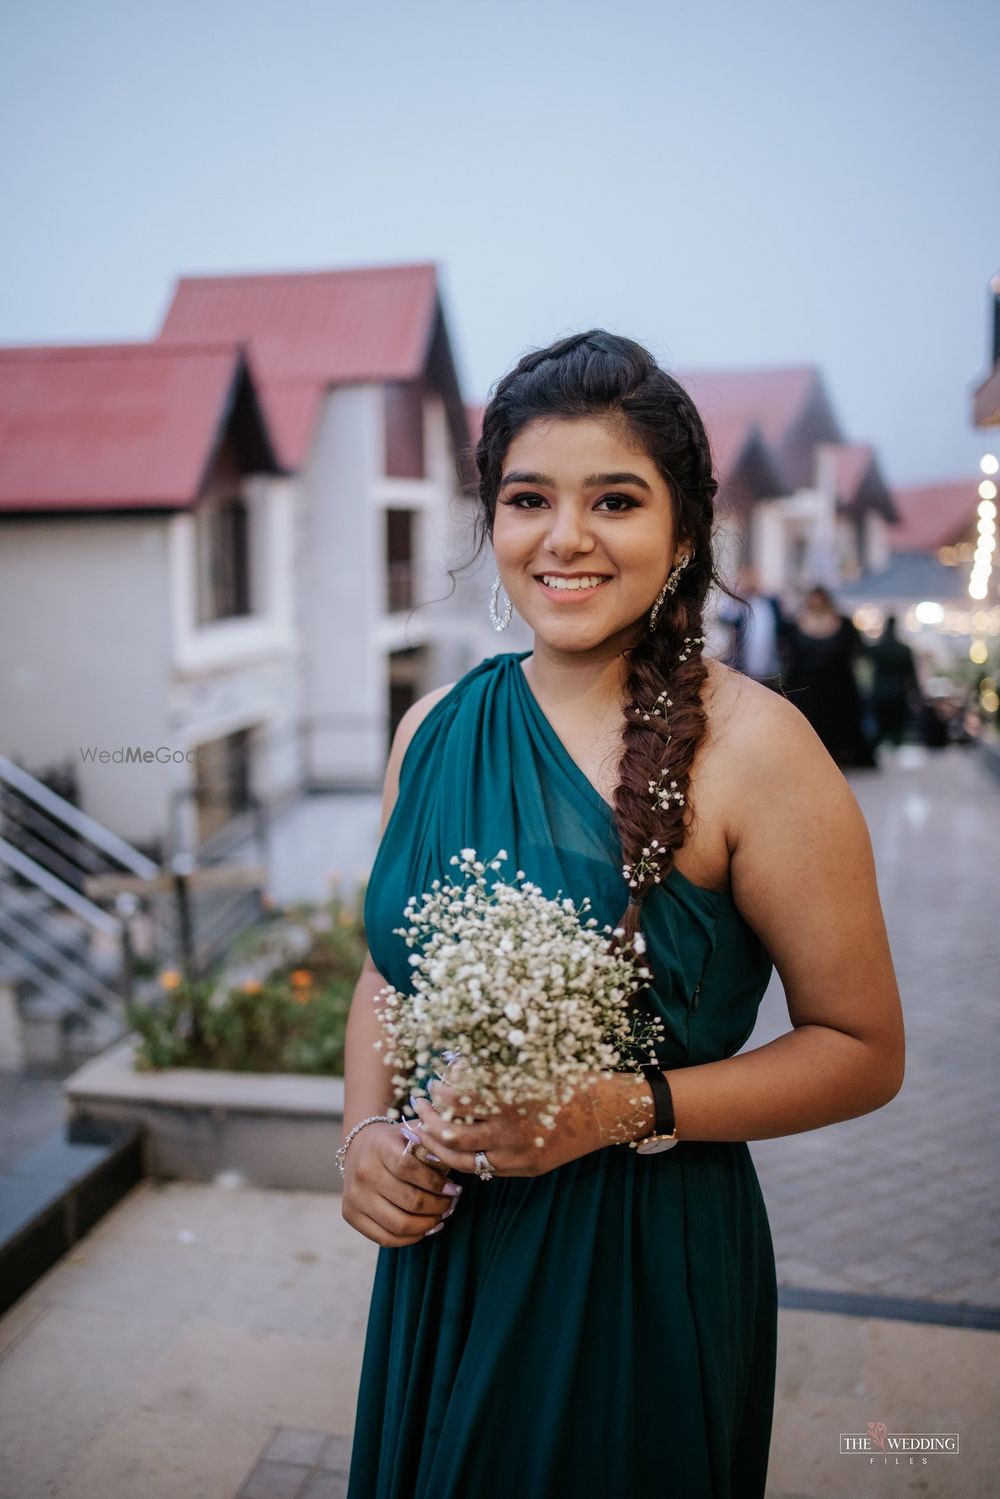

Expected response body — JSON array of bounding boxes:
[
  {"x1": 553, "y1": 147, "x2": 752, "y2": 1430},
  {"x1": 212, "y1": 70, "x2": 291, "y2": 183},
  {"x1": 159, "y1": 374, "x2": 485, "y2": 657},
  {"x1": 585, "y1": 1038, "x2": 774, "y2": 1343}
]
[{"x1": 63, "y1": 880, "x2": 368, "y2": 1192}]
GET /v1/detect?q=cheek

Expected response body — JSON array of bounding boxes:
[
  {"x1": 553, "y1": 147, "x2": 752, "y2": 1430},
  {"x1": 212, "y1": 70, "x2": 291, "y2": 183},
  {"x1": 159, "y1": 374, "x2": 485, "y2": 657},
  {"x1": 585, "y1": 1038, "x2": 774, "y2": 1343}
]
[{"x1": 491, "y1": 512, "x2": 535, "y2": 566}]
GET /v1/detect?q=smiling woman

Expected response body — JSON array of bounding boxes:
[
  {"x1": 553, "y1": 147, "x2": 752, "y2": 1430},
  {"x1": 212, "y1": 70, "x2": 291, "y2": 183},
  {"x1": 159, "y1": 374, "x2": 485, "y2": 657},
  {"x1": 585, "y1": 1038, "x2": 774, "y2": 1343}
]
[{"x1": 340, "y1": 329, "x2": 904, "y2": 1499}]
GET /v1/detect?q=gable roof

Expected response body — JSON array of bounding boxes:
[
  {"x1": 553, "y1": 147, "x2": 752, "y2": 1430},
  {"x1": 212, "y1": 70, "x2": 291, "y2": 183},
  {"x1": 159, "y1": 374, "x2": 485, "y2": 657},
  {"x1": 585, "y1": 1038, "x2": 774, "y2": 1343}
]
[
  {"x1": 676, "y1": 366, "x2": 824, "y2": 450},
  {"x1": 0, "y1": 343, "x2": 279, "y2": 514},
  {"x1": 817, "y1": 441, "x2": 898, "y2": 521},
  {"x1": 888, "y1": 479, "x2": 980, "y2": 553},
  {"x1": 157, "y1": 262, "x2": 462, "y2": 470}
]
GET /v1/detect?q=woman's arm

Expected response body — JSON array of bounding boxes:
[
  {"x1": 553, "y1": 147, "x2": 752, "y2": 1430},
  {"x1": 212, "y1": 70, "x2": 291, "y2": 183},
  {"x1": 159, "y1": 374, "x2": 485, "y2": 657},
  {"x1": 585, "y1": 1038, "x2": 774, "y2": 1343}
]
[
  {"x1": 636, "y1": 681, "x2": 905, "y2": 1142},
  {"x1": 339, "y1": 681, "x2": 456, "y2": 1142}
]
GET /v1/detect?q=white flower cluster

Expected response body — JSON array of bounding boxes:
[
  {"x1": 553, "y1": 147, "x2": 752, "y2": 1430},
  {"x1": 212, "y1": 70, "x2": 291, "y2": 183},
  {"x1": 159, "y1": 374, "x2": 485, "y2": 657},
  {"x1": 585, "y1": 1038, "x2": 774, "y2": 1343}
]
[
  {"x1": 633, "y1": 687, "x2": 672, "y2": 723},
  {"x1": 622, "y1": 839, "x2": 666, "y2": 889},
  {"x1": 648, "y1": 768, "x2": 685, "y2": 811},
  {"x1": 676, "y1": 634, "x2": 705, "y2": 664},
  {"x1": 372, "y1": 848, "x2": 666, "y2": 1139}
]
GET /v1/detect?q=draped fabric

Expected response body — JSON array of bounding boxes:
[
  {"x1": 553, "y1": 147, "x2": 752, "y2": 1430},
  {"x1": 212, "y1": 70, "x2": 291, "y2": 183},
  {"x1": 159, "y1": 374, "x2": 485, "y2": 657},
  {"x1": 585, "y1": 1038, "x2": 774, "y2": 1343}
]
[{"x1": 346, "y1": 651, "x2": 778, "y2": 1499}]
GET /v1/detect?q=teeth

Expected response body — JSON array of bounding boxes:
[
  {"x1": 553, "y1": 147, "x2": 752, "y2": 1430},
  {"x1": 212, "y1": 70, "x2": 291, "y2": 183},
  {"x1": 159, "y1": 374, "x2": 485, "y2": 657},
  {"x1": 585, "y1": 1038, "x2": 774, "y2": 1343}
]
[{"x1": 540, "y1": 575, "x2": 609, "y2": 591}]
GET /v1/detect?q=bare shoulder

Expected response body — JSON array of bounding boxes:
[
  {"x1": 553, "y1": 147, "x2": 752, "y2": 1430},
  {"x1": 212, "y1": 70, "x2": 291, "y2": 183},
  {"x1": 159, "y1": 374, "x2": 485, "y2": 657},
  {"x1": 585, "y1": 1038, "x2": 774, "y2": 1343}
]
[
  {"x1": 702, "y1": 657, "x2": 831, "y2": 774},
  {"x1": 697, "y1": 657, "x2": 864, "y2": 847},
  {"x1": 392, "y1": 679, "x2": 457, "y2": 762},
  {"x1": 377, "y1": 680, "x2": 457, "y2": 839}
]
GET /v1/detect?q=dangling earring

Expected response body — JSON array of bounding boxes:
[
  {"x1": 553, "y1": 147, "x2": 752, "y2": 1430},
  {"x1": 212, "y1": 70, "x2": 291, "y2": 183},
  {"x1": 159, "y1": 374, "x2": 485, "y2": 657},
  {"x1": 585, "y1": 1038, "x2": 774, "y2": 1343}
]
[
  {"x1": 489, "y1": 573, "x2": 513, "y2": 631},
  {"x1": 648, "y1": 551, "x2": 693, "y2": 631}
]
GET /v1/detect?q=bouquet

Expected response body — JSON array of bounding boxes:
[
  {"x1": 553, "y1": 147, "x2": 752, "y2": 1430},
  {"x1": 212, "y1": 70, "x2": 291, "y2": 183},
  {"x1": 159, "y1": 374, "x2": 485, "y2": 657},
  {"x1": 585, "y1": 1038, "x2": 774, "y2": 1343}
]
[{"x1": 372, "y1": 848, "x2": 666, "y2": 1147}]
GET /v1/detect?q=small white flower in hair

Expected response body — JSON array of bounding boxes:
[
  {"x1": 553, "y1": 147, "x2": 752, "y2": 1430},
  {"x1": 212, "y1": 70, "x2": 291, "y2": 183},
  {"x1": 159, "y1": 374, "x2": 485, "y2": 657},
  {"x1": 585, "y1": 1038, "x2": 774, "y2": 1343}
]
[{"x1": 648, "y1": 767, "x2": 686, "y2": 810}]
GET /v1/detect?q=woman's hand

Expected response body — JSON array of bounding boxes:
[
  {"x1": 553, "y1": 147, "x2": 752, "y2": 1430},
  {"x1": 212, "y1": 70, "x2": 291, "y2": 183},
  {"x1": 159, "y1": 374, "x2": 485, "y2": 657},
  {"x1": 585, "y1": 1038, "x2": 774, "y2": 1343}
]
[
  {"x1": 340, "y1": 1122, "x2": 463, "y2": 1247},
  {"x1": 410, "y1": 1069, "x2": 654, "y2": 1177}
]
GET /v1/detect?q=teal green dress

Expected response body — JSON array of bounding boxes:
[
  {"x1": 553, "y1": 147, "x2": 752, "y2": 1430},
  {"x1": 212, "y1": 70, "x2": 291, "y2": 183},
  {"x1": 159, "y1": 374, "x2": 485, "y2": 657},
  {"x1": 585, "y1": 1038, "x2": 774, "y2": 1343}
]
[{"x1": 347, "y1": 651, "x2": 777, "y2": 1499}]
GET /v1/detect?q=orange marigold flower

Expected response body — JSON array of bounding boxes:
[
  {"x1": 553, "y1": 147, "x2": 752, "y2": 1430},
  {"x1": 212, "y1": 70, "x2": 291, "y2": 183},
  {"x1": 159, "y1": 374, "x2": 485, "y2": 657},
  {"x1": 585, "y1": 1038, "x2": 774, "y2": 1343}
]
[
  {"x1": 159, "y1": 969, "x2": 182, "y2": 991},
  {"x1": 242, "y1": 978, "x2": 264, "y2": 995},
  {"x1": 290, "y1": 968, "x2": 313, "y2": 988}
]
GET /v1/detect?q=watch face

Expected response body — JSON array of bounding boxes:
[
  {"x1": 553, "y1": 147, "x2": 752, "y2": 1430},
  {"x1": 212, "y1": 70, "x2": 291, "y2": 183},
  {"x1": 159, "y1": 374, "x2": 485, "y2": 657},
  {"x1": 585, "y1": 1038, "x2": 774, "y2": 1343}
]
[{"x1": 636, "y1": 1134, "x2": 679, "y2": 1154}]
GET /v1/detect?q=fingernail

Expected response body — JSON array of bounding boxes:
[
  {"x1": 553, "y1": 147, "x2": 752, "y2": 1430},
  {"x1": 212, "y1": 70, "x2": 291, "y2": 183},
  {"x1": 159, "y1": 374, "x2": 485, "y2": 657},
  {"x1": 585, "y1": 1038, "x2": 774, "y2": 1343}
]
[
  {"x1": 442, "y1": 1182, "x2": 462, "y2": 1196},
  {"x1": 441, "y1": 1203, "x2": 457, "y2": 1219},
  {"x1": 424, "y1": 1222, "x2": 445, "y2": 1236}
]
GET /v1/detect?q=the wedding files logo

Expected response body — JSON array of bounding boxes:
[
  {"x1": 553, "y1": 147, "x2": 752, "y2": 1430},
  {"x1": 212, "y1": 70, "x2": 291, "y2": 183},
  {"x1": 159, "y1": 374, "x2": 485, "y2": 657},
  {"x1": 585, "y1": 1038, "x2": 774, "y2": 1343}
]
[
  {"x1": 79, "y1": 744, "x2": 212, "y2": 766},
  {"x1": 839, "y1": 1422, "x2": 960, "y2": 1463}
]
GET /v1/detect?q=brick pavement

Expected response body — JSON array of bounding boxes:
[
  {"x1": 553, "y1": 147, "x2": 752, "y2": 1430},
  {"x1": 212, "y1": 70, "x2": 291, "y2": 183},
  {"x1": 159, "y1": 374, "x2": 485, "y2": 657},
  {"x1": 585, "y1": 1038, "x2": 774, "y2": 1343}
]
[{"x1": 748, "y1": 743, "x2": 1000, "y2": 1309}]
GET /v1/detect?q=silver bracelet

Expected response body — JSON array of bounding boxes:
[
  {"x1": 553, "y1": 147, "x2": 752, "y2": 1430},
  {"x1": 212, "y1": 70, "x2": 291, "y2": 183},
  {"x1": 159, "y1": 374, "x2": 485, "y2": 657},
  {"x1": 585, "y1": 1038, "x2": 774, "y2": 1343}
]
[{"x1": 336, "y1": 1113, "x2": 398, "y2": 1176}]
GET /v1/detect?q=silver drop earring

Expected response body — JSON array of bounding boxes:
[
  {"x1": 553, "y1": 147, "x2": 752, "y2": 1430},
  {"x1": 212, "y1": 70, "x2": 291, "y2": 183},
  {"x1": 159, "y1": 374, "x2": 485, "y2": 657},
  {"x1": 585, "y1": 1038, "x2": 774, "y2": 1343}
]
[
  {"x1": 489, "y1": 573, "x2": 513, "y2": 632},
  {"x1": 648, "y1": 551, "x2": 693, "y2": 632}
]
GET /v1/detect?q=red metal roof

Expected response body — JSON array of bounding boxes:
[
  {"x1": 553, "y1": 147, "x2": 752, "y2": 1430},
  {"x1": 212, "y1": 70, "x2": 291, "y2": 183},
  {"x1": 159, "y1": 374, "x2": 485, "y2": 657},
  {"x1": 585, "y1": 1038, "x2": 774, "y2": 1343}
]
[
  {"x1": 676, "y1": 367, "x2": 821, "y2": 449},
  {"x1": 466, "y1": 370, "x2": 819, "y2": 489},
  {"x1": 0, "y1": 343, "x2": 249, "y2": 512},
  {"x1": 158, "y1": 262, "x2": 440, "y2": 468},
  {"x1": 888, "y1": 480, "x2": 981, "y2": 552},
  {"x1": 817, "y1": 441, "x2": 876, "y2": 502}
]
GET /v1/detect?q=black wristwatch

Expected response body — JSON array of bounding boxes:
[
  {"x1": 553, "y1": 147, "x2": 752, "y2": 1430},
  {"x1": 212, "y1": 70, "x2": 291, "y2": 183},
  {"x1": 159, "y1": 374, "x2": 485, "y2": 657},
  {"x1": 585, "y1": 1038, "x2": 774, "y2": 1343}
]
[{"x1": 633, "y1": 1063, "x2": 679, "y2": 1154}]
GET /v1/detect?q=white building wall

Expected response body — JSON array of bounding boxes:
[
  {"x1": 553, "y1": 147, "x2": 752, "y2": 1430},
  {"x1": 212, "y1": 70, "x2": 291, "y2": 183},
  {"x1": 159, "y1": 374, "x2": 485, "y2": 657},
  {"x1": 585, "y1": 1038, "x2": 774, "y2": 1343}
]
[
  {"x1": 0, "y1": 516, "x2": 173, "y2": 848},
  {"x1": 165, "y1": 475, "x2": 300, "y2": 854},
  {"x1": 297, "y1": 386, "x2": 384, "y2": 781}
]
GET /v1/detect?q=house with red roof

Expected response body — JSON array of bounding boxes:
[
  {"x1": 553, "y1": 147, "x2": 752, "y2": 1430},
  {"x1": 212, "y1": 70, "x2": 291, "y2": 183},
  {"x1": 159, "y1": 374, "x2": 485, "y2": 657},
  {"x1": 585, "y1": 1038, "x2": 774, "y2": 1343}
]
[
  {"x1": 0, "y1": 342, "x2": 290, "y2": 852},
  {"x1": 0, "y1": 262, "x2": 486, "y2": 854},
  {"x1": 157, "y1": 262, "x2": 483, "y2": 789},
  {"x1": 838, "y1": 478, "x2": 985, "y2": 659},
  {"x1": 676, "y1": 367, "x2": 897, "y2": 595}
]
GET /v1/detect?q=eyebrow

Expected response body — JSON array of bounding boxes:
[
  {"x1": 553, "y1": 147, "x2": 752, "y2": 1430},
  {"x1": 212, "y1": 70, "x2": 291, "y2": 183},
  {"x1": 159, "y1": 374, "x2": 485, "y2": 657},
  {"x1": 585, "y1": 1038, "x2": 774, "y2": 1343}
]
[{"x1": 498, "y1": 469, "x2": 654, "y2": 494}]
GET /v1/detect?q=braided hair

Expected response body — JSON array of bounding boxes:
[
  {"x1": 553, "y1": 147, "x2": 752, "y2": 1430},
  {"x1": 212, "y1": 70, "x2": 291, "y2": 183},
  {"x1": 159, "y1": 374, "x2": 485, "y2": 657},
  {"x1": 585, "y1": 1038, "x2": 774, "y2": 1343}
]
[{"x1": 465, "y1": 329, "x2": 729, "y2": 945}]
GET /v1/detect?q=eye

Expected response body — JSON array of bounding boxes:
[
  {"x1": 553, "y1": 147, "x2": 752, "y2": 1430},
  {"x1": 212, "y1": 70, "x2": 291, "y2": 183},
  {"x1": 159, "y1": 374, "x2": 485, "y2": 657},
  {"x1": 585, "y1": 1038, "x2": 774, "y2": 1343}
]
[
  {"x1": 596, "y1": 494, "x2": 640, "y2": 513},
  {"x1": 501, "y1": 493, "x2": 640, "y2": 512}
]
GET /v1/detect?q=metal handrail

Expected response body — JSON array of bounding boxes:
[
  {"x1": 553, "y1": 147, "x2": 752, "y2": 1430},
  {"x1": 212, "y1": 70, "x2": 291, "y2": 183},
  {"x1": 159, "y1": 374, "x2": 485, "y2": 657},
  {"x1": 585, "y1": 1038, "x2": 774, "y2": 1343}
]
[
  {"x1": 0, "y1": 753, "x2": 159, "y2": 878},
  {"x1": 0, "y1": 838, "x2": 121, "y2": 936},
  {"x1": 0, "y1": 906, "x2": 120, "y2": 1013}
]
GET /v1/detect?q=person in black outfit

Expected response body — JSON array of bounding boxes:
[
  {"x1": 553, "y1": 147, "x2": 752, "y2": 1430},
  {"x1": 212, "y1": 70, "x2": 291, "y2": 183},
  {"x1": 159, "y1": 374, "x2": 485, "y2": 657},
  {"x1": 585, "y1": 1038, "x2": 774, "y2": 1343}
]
[
  {"x1": 784, "y1": 585, "x2": 877, "y2": 769},
  {"x1": 865, "y1": 614, "x2": 921, "y2": 747}
]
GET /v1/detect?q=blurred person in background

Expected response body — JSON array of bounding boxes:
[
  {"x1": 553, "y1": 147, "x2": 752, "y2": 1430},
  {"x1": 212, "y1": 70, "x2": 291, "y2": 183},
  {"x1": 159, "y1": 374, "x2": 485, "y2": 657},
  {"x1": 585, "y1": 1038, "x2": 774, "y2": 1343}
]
[
  {"x1": 864, "y1": 614, "x2": 922, "y2": 750},
  {"x1": 718, "y1": 566, "x2": 788, "y2": 691},
  {"x1": 783, "y1": 585, "x2": 877, "y2": 769}
]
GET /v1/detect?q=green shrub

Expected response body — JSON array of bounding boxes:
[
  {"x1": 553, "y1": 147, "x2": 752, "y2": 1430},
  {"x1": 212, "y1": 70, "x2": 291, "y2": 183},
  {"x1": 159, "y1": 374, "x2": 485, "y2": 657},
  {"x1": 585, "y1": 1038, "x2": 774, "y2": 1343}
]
[{"x1": 127, "y1": 881, "x2": 369, "y2": 1074}]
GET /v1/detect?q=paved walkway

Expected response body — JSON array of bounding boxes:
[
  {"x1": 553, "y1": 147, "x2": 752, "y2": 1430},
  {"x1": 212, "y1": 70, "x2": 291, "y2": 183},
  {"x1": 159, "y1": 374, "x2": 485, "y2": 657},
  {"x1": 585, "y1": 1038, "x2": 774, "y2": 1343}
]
[
  {"x1": 748, "y1": 743, "x2": 1000, "y2": 1311},
  {"x1": 0, "y1": 1179, "x2": 992, "y2": 1499}
]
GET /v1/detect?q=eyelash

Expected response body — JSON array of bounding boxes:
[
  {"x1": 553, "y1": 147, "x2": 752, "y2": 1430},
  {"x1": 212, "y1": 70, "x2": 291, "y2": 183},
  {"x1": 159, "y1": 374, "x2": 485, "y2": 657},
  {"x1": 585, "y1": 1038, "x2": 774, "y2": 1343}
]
[{"x1": 501, "y1": 493, "x2": 640, "y2": 514}]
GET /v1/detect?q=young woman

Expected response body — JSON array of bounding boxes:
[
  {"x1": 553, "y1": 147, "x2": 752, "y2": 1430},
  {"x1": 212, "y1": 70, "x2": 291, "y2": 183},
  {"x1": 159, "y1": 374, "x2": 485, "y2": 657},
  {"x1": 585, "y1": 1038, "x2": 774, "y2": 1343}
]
[{"x1": 340, "y1": 331, "x2": 905, "y2": 1499}]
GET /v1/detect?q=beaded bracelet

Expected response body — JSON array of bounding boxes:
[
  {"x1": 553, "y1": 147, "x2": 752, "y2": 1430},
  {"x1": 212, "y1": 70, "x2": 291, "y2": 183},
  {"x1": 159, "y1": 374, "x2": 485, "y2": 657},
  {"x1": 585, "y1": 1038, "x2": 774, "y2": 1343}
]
[{"x1": 335, "y1": 1113, "x2": 399, "y2": 1176}]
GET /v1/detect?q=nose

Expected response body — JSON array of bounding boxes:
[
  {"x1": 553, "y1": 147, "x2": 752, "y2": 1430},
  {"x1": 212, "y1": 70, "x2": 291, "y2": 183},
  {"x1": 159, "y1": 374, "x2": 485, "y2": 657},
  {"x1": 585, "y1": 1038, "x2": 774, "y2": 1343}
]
[{"x1": 543, "y1": 502, "x2": 596, "y2": 561}]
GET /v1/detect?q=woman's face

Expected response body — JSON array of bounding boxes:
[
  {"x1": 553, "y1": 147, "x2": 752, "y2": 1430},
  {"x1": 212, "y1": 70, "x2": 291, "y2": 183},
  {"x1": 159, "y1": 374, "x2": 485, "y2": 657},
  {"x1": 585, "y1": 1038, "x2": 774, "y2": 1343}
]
[{"x1": 491, "y1": 415, "x2": 680, "y2": 656}]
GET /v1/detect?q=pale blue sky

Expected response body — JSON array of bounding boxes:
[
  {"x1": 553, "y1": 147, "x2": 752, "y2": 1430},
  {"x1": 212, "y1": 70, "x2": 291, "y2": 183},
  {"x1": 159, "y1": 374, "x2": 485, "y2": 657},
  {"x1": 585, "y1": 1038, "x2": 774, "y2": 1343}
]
[{"x1": 1, "y1": 0, "x2": 997, "y2": 486}]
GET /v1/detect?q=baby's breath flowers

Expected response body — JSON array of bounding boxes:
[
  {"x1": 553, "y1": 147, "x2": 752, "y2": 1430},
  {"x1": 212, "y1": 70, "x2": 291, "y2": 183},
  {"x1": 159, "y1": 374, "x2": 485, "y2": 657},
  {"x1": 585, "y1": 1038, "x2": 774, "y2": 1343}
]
[
  {"x1": 632, "y1": 687, "x2": 672, "y2": 722},
  {"x1": 372, "y1": 849, "x2": 666, "y2": 1147},
  {"x1": 622, "y1": 839, "x2": 666, "y2": 889},
  {"x1": 677, "y1": 634, "x2": 705, "y2": 663},
  {"x1": 649, "y1": 769, "x2": 685, "y2": 811}
]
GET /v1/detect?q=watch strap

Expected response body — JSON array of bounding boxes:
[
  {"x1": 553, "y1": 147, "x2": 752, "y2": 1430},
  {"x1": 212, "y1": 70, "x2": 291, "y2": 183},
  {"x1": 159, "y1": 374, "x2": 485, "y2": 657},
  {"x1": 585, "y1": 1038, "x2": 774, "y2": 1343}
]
[{"x1": 640, "y1": 1063, "x2": 676, "y2": 1137}]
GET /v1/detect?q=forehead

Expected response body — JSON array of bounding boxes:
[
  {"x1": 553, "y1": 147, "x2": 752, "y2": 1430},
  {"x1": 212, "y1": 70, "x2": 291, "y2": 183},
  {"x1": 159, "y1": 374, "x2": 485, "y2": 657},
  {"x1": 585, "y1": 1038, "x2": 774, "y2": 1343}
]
[{"x1": 503, "y1": 414, "x2": 658, "y2": 481}]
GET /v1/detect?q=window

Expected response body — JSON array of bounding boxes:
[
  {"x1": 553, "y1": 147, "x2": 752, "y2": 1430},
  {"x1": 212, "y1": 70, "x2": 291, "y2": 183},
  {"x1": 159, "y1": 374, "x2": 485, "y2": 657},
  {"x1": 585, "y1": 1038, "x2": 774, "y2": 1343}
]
[
  {"x1": 192, "y1": 727, "x2": 253, "y2": 845},
  {"x1": 385, "y1": 509, "x2": 416, "y2": 613},
  {"x1": 384, "y1": 382, "x2": 426, "y2": 478},
  {"x1": 196, "y1": 494, "x2": 252, "y2": 624}
]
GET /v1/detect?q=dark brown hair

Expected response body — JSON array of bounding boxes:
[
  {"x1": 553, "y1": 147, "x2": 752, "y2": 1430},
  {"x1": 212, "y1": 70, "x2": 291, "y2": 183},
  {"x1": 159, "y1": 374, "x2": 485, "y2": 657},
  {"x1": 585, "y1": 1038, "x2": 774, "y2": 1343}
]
[{"x1": 461, "y1": 328, "x2": 736, "y2": 944}]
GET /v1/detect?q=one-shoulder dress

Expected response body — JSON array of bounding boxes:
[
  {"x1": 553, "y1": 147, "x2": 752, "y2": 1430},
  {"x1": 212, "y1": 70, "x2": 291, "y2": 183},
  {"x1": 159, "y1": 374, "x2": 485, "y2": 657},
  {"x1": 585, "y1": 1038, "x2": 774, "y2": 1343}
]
[{"x1": 346, "y1": 650, "x2": 778, "y2": 1499}]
